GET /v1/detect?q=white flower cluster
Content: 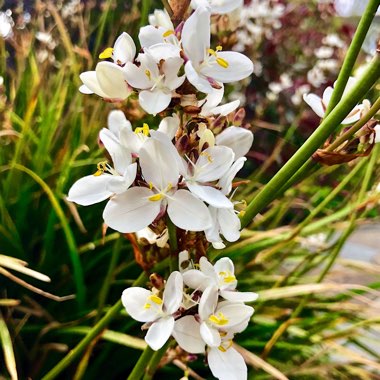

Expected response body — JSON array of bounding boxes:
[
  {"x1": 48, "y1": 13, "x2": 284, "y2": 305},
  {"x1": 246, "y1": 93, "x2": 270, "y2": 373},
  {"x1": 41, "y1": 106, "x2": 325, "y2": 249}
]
[
  {"x1": 79, "y1": 4, "x2": 253, "y2": 115},
  {"x1": 68, "y1": 3, "x2": 255, "y2": 249},
  {"x1": 122, "y1": 254, "x2": 258, "y2": 380}
]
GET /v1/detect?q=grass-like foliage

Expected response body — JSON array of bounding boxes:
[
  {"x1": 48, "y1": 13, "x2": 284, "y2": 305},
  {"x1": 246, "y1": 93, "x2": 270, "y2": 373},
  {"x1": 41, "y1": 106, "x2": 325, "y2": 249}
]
[{"x1": 0, "y1": 1, "x2": 379, "y2": 379}]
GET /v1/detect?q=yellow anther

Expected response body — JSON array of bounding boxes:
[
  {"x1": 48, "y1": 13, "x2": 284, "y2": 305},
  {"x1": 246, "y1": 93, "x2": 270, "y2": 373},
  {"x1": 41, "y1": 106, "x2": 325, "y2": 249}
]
[
  {"x1": 216, "y1": 45, "x2": 223, "y2": 51},
  {"x1": 142, "y1": 123, "x2": 150, "y2": 136},
  {"x1": 145, "y1": 69, "x2": 151, "y2": 80},
  {"x1": 216, "y1": 57, "x2": 229, "y2": 69},
  {"x1": 218, "y1": 345, "x2": 227, "y2": 352},
  {"x1": 208, "y1": 48, "x2": 216, "y2": 56},
  {"x1": 148, "y1": 193, "x2": 164, "y2": 202},
  {"x1": 223, "y1": 275, "x2": 236, "y2": 283},
  {"x1": 144, "y1": 303, "x2": 151, "y2": 309},
  {"x1": 93, "y1": 161, "x2": 108, "y2": 176},
  {"x1": 208, "y1": 312, "x2": 229, "y2": 326},
  {"x1": 201, "y1": 151, "x2": 213, "y2": 163},
  {"x1": 162, "y1": 29, "x2": 175, "y2": 38},
  {"x1": 166, "y1": 182, "x2": 173, "y2": 192},
  {"x1": 219, "y1": 331, "x2": 227, "y2": 337},
  {"x1": 238, "y1": 210, "x2": 246, "y2": 217},
  {"x1": 99, "y1": 47, "x2": 114, "y2": 59},
  {"x1": 148, "y1": 295, "x2": 163, "y2": 305},
  {"x1": 149, "y1": 182, "x2": 154, "y2": 190}
]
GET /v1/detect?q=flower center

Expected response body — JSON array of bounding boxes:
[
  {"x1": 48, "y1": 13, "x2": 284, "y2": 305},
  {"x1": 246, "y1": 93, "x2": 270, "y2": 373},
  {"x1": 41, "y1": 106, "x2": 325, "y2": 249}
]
[
  {"x1": 207, "y1": 45, "x2": 229, "y2": 69},
  {"x1": 143, "y1": 294, "x2": 163, "y2": 309},
  {"x1": 218, "y1": 339, "x2": 233, "y2": 352},
  {"x1": 219, "y1": 271, "x2": 236, "y2": 284},
  {"x1": 148, "y1": 182, "x2": 173, "y2": 202},
  {"x1": 209, "y1": 312, "x2": 229, "y2": 326},
  {"x1": 135, "y1": 123, "x2": 150, "y2": 136}
]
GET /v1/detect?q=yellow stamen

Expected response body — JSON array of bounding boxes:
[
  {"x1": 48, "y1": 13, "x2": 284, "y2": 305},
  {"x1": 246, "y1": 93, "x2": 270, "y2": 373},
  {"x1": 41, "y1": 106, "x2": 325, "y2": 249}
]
[
  {"x1": 135, "y1": 124, "x2": 150, "y2": 136},
  {"x1": 166, "y1": 182, "x2": 173, "y2": 192},
  {"x1": 216, "y1": 45, "x2": 223, "y2": 51},
  {"x1": 148, "y1": 295, "x2": 163, "y2": 305},
  {"x1": 144, "y1": 303, "x2": 151, "y2": 309},
  {"x1": 148, "y1": 193, "x2": 164, "y2": 202},
  {"x1": 99, "y1": 47, "x2": 114, "y2": 59},
  {"x1": 149, "y1": 182, "x2": 154, "y2": 190},
  {"x1": 163, "y1": 29, "x2": 175, "y2": 38},
  {"x1": 93, "y1": 161, "x2": 108, "y2": 176},
  {"x1": 201, "y1": 151, "x2": 213, "y2": 163},
  {"x1": 238, "y1": 210, "x2": 246, "y2": 217},
  {"x1": 208, "y1": 48, "x2": 216, "y2": 56},
  {"x1": 218, "y1": 345, "x2": 227, "y2": 352},
  {"x1": 145, "y1": 69, "x2": 151, "y2": 80},
  {"x1": 208, "y1": 312, "x2": 229, "y2": 326},
  {"x1": 223, "y1": 275, "x2": 236, "y2": 283},
  {"x1": 216, "y1": 57, "x2": 229, "y2": 69}
]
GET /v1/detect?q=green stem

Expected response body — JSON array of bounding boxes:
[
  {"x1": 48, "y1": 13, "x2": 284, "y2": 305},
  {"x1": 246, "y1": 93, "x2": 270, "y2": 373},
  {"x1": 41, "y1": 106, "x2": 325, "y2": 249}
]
[
  {"x1": 167, "y1": 217, "x2": 178, "y2": 273},
  {"x1": 127, "y1": 346, "x2": 155, "y2": 380},
  {"x1": 325, "y1": 0, "x2": 380, "y2": 116},
  {"x1": 41, "y1": 272, "x2": 148, "y2": 380},
  {"x1": 141, "y1": 341, "x2": 171, "y2": 380},
  {"x1": 139, "y1": 0, "x2": 151, "y2": 28},
  {"x1": 240, "y1": 54, "x2": 380, "y2": 228}
]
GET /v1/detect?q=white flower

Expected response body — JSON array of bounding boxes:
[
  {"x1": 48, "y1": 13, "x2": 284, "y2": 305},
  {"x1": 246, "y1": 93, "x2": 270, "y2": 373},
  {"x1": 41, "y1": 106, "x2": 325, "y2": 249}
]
[
  {"x1": 122, "y1": 271, "x2": 183, "y2": 350},
  {"x1": 107, "y1": 110, "x2": 132, "y2": 139},
  {"x1": 191, "y1": 0, "x2": 244, "y2": 14},
  {"x1": 98, "y1": 32, "x2": 136, "y2": 66},
  {"x1": 208, "y1": 334, "x2": 248, "y2": 380},
  {"x1": 79, "y1": 61, "x2": 131, "y2": 100},
  {"x1": 149, "y1": 9, "x2": 174, "y2": 30},
  {"x1": 334, "y1": 0, "x2": 380, "y2": 17},
  {"x1": 181, "y1": 6, "x2": 253, "y2": 93},
  {"x1": 0, "y1": 12, "x2": 13, "y2": 39},
  {"x1": 67, "y1": 129, "x2": 136, "y2": 206},
  {"x1": 103, "y1": 132, "x2": 212, "y2": 233},
  {"x1": 182, "y1": 257, "x2": 258, "y2": 302},
  {"x1": 216, "y1": 126, "x2": 253, "y2": 160},
  {"x1": 124, "y1": 50, "x2": 185, "y2": 114},
  {"x1": 182, "y1": 146, "x2": 235, "y2": 208},
  {"x1": 174, "y1": 285, "x2": 253, "y2": 348},
  {"x1": 136, "y1": 227, "x2": 169, "y2": 248},
  {"x1": 200, "y1": 85, "x2": 240, "y2": 117},
  {"x1": 119, "y1": 115, "x2": 179, "y2": 155},
  {"x1": 303, "y1": 77, "x2": 364, "y2": 125}
]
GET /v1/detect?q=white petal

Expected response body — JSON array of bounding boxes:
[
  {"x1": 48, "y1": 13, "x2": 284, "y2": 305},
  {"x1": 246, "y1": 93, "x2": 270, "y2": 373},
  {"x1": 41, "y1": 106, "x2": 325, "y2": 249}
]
[
  {"x1": 163, "y1": 57, "x2": 186, "y2": 90},
  {"x1": 182, "y1": 270, "x2": 210, "y2": 291},
  {"x1": 67, "y1": 175, "x2": 113, "y2": 206},
  {"x1": 145, "y1": 316, "x2": 174, "y2": 350},
  {"x1": 79, "y1": 71, "x2": 108, "y2": 98},
  {"x1": 201, "y1": 52, "x2": 253, "y2": 83},
  {"x1": 96, "y1": 62, "x2": 131, "y2": 100},
  {"x1": 163, "y1": 271, "x2": 183, "y2": 314},
  {"x1": 103, "y1": 187, "x2": 161, "y2": 233},
  {"x1": 194, "y1": 146, "x2": 235, "y2": 182},
  {"x1": 216, "y1": 126, "x2": 253, "y2": 160},
  {"x1": 139, "y1": 89, "x2": 172, "y2": 115},
  {"x1": 139, "y1": 25, "x2": 165, "y2": 49},
  {"x1": 322, "y1": 86, "x2": 333, "y2": 108},
  {"x1": 79, "y1": 84, "x2": 94, "y2": 94},
  {"x1": 108, "y1": 110, "x2": 132, "y2": 136},
  {"x1": 149, "y1": 9, "x2": 174, "y2": 29},
  {"x1": 185, "y1": 61, "x2": 214, "y2": 94},
  {"x1": 167, "y1": 190, "x2": 212, "y2": 231},
  {"x1": 303, "y1": 93, "x2": 325, "y2": 118},
  {"x1": 211, "y1": 100, "x2": 240, "y2": 116},
  {"x1": 216, "y1": 303, "x2": 254, "y2": 328},
  {"x1": 123, "y1": 62, "x2": 152, "y2": 89},
  {"x1": 218, "y1": 157, "x2": 247, "y2": 195},
  {"x1": 200, "y1": 85, "x2": 225, "y2": 115},
  {"x1": 341, "y1": 105, "x2": 362, "y2": 125},
  {"x1": 214, "y1": 257, "x2": 234, "y2": 275},
  {"x1": 147, "y1": 43, "x2": 182, "y2": 62},
  {"x1": 205, "y1": 206, "x2": 222, "y2": 245},
  {"x1": 208, "y1": 347, "x2": 247, "y2": 380},
  {"x1": 199, "y1": 286, "x2": 218, "y2": 321},
  {"x1": 187, "y1": 183, "x2": 233, "y2": 208},
  {"x1": 113, "y1": 32, "x2": 136, "y2": 65},
  {"x1": 99, "y1": 128, "x2": 132, "y2": 174},
  {"x1": 158, "y1": 114, "x2": 180, "y2": 140},
  {"x1": 121, "y1": 287, "x2": 157, "y2": 322},
  {"x1": 200, "y1": 321, "x2": 221, "y2": 347},
  {"x1": 120, "y1": 129, "x2": 146, "y2": 154},
  {"x1": 374, "y1": 125, "x2": 380, "y2": 144},
  {"x1": 182, "y1": 6, "x2": 210, "y2": 65},
  {"x1": 220, "y1": 290, "x2": 259, "y2": 303},
  {"x1": 139, "y1": 137, "x2": 179, "y2": 189},
  {"x1": 106, "y1": 163, "x2": 137, "y2": 194},
  {"x1": 173, "y1": 316, "x2": 205, "y2": 354},
  {"x1": 218, "y1": 208, "x2": 241, "y2": 242}
]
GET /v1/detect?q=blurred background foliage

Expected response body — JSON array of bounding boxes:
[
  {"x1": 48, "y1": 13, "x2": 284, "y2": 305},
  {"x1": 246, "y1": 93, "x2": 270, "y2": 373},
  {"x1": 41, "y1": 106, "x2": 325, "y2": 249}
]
[{"x1": 0, "y1": 0, "x2": 379, "y2": 379}]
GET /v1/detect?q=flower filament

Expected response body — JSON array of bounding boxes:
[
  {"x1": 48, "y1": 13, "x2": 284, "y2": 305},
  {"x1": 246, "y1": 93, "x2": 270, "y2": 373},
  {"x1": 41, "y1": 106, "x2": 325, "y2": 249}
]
[
  {"x1": 209, "y1": 312, "x2": 229, "y2": 326},
  {"x1": 207, "y1": 45, "x2": 229, "y2": 69}
]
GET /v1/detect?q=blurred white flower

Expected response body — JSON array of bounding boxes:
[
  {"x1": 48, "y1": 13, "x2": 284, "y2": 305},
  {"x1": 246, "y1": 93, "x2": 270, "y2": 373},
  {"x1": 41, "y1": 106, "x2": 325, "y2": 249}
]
[
  {"x1": 191, "y1": 0, "x2": 244, "y2": 14},
  {"x1": 0, "y1": 11, "x2": 14, "y2": 39}
]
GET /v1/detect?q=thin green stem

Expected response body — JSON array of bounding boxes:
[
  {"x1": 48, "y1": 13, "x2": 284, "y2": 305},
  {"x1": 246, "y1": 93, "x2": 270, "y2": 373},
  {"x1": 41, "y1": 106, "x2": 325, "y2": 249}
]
[
  {"x1": 325, "y1": 0, "x2": 380, "y2": 116},
  {"x1": 141, "y1": 341, "x2": 171, "y2": 380},
  {"x1": 139, "y1": 0, "x2": 151, "y2": 28},
  {"x1": 167, "y1": 217, "x2": 178, "y2": 273},
  {"x1": 41, "y1": 272, "x2": 148, "y2": 380},
  {"x1": 241, "y1": 54, "x2": 380, "y2": 228},
  {"x1": 127, "y1": 346, "x2": 155, "y2": 380}
]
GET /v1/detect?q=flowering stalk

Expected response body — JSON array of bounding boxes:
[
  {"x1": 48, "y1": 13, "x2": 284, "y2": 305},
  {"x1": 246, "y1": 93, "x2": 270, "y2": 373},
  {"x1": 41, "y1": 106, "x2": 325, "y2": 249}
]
[{"x1": 241, "y1": 54, "x2": 380, "y2": 228}]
